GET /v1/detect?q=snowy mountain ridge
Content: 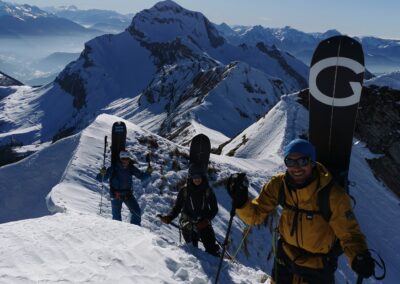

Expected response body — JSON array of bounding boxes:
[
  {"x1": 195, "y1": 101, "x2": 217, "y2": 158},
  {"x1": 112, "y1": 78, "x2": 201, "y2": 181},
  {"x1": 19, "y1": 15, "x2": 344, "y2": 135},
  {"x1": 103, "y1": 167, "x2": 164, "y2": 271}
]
[
  {"x1": 0, "y1": 0, "x2": 100, "y2": 36},
  {"x1": 216, "y1": 23, "x2": 400, "y2": 74},
  {"x1": 0, "y1": 0, "x2": 51, "y2": 20},
  {"x1": 1, "y1": 95, "x2": 399, "y2": 282},
  {"x1": 365, "y1": 71, "x2": 400, "y2": 90}
]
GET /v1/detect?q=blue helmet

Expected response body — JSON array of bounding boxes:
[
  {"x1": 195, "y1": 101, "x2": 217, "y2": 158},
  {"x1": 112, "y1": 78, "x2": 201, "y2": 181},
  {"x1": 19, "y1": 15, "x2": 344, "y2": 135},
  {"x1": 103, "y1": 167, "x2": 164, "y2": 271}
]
[{"x1": 283, "y1": 139, "x2": 316, "y2": 162}]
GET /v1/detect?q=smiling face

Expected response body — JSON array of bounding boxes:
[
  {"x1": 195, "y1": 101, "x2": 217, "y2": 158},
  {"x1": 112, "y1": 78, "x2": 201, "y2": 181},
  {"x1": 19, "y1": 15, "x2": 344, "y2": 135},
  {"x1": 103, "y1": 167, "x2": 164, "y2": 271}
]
[
  {"x1": 285, "y1": 152, "x2": 313, "y2": 185},
  {"x1": 192, "y1": 176, "x2": 203, "y2": 186},
  {"x1": 121, "y1": 158, "x2": 130, "y2": 168}
]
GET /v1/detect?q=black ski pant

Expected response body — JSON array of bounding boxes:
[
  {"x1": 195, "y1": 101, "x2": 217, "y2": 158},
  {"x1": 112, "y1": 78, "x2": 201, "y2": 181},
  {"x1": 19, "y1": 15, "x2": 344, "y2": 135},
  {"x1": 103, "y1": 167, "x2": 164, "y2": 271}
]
[
  {"x1": 182, "y1": 223, "x2": 219, "y2": 256},
  {"x1": 272, "y1": 240, "x2": 336, "y2": 284}
]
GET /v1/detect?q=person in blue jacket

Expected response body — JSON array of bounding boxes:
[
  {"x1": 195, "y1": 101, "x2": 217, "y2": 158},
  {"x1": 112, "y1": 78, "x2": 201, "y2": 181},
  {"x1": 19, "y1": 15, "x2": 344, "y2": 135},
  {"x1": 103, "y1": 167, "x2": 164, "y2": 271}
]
[{"x1": 98, "y1": 150, "x2": 150, "y2": 225}]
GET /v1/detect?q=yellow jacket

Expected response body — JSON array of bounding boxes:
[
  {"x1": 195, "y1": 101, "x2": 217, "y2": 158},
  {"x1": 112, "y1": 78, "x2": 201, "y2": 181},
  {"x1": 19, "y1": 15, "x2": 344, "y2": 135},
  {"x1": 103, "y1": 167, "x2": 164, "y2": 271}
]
[{"x1": 236, "y1": 163, "x2": 368, "y2": 269}]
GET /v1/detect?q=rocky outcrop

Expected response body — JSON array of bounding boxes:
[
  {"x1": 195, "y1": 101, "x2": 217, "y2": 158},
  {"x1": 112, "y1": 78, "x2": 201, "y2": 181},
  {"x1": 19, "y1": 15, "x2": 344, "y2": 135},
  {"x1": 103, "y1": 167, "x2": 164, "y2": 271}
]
[
  {"x1": 0, "y1": 71, "x2": 23, "y2": 86},
  {"x1": 55, "y1": 70, "x2": 86, "y2": 110},
  {"x1": 203, "y1": 17, "x2": 225, "y2": 48},
  {"x1": 356, "y1": 86, "x2": 400, "y2": 196},
  {"x1": 256, "y1": 42, "x2": 308, "y2": 89}
]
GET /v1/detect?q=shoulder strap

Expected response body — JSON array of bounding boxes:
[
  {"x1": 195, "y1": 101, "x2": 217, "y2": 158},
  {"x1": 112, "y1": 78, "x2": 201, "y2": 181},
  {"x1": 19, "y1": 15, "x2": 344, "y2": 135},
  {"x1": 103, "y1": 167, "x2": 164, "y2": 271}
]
[
  {"x1": 278, "y1": 179, "x2": 286, "y2": 207},
  {"x1": 205, "y1": 187, "x2": 211, "y2": 198},
  {"x1": 317, "y1": 179, "x2": 335, "y2": 222},
  {"x1": 278, "y1": 175, "x2": 335, "y2": 223},
  {"x1": 183, "y1": 187, "x2": 188, "y2": 201}
]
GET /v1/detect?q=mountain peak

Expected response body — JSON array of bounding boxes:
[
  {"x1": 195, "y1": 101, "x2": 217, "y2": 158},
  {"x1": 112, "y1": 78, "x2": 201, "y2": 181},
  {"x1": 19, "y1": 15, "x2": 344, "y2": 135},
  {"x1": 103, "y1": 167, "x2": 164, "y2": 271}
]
[
  {"x1": 153, "y1": 0, "x2": 184, "y2": 11},
  {"x1": 128, "y1": 0, "x2": 224, "y2": 48}
]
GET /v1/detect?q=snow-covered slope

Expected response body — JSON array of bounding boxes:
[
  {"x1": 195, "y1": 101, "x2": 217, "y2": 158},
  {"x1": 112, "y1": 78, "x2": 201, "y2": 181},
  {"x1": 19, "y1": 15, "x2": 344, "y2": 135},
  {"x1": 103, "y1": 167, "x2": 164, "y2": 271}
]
[
  {"x1": 0, "y1": 212, "x2": 268, "y2": 284},
  {"x1": 1, "y1": 113, "x2": 276, "y2": 283},
  {"x1": 1, "y1": 100, "x2": 399, "y2": 282},
  {"x1": 365, "y1": 71, "x2": 400, "y2": 90},
  {"x1": 0, "y1": 83, "x2": 75, "y2": 144},
  {"x1": 221, "y1": 94, "x2": 308, "y2": 160}
]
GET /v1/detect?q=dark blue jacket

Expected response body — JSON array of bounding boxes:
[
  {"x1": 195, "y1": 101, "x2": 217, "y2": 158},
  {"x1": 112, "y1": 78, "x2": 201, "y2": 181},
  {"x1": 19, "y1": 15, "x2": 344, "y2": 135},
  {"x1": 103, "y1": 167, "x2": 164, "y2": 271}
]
[{"x1": 98, "y1": 161, "x2": 149, "y2": 192}]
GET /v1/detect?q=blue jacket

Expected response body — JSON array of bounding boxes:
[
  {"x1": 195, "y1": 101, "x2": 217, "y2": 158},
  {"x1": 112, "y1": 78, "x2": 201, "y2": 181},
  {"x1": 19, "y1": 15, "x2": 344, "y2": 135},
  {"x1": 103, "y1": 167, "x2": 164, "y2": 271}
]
[{"x1": 98, "y1": 161, "x2": 149, "y2": 192}]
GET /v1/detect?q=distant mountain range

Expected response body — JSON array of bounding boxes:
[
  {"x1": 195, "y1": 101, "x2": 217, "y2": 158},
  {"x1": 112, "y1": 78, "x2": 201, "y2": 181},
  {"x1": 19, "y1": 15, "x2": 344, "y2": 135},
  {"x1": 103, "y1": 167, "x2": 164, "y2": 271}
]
[
  {"x1": 215, "y1": 24, "x2": 400, "y2": 74},
  {"x1": 43, "y1": 5, "x2": 134, "y2": 34},
  {"x1": 0, "y1": 0, "x2": 100, "y2": 36}
]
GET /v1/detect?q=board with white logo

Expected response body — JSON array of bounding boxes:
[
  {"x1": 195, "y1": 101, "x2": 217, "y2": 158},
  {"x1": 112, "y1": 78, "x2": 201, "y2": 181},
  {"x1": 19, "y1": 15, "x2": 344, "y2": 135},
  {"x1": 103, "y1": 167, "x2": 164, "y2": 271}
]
[{"x1": 309, "y1": 35, "x2": 365, "y2": 188}]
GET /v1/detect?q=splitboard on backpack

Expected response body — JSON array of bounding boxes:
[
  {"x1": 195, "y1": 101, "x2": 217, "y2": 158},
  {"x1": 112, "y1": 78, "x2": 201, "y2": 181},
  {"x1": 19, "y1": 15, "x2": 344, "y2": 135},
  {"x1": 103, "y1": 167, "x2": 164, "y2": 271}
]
[
  {"x1": 111, "y1": 121, "x2": 127, "y2": 167},
  {"x1": 308, "y1": 35, "x2": 365, "y2": 190},
  {"x1": 189, "y1": 134, "x2": 211, "y2": 173}
]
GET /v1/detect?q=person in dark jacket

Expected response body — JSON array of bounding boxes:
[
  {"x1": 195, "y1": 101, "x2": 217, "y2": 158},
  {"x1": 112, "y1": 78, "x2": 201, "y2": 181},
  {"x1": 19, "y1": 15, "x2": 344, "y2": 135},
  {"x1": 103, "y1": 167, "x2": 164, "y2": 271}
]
[
  {"x1": 159, "y1": 164, "x2": 220, "y2": 256},
  {"x1": 98, "y1": 150, "x2": 150, "y2": 225}
]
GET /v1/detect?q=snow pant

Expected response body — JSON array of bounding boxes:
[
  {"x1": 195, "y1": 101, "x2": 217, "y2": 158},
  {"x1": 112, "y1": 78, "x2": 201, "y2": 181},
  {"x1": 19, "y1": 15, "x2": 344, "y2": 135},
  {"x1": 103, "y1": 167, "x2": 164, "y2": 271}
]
[
  {"x1": 180, "y1": 221, "x2": 219, "y2": 256},
  {"x1": 272, "y1": 239, "x2": 336, "y2": 284},
  {"x1": 111, "y1": 191, "x2": 141, "y2": 226}
]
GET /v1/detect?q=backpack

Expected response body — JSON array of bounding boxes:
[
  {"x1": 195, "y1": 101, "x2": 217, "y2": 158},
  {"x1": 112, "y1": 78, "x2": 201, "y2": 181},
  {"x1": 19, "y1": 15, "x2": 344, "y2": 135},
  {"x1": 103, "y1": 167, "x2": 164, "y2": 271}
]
[{"x1": 278, "y1": 178, "x2": 335, "y2": 223}]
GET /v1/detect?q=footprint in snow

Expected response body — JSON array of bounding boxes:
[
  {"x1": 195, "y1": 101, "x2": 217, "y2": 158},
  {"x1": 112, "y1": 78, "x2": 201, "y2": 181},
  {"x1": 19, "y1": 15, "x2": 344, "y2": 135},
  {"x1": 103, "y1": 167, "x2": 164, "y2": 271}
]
[{"x1": 174, "y1": 267, "x2": 189, "y2": 281}]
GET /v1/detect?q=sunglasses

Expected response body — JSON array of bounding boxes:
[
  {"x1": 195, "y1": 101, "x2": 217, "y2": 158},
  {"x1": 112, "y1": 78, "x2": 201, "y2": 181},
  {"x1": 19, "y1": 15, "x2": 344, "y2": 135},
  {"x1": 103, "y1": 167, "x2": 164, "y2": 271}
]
[{"x1": 284, "y1": 156, "x2": 311, "y2": 168}]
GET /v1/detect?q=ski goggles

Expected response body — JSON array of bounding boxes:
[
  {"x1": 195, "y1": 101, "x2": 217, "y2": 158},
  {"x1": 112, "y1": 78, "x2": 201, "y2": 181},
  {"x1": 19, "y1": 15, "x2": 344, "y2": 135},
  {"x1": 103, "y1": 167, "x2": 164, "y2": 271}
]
[{"x1": 284, "y1": 156, "x2": 311, "y2": 168}]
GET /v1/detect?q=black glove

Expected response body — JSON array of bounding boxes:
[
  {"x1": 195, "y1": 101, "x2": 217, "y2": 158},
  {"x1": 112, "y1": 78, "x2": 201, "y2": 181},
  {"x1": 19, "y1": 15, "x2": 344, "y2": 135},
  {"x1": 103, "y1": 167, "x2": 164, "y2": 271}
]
[
  {"x1": 226, "y1": 173, "x2": 249, "y2": 209},
  {"x1": 352, "y1": 251, "x2": 375, "y2": 278}
]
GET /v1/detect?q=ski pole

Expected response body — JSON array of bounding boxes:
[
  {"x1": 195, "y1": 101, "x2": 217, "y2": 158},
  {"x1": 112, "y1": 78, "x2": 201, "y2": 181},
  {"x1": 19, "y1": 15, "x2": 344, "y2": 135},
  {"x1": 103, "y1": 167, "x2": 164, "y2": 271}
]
[
  {"x1": 99, "y1": 136, "x2": 108, "y2": 214},
  {"x1": 156, "y1": 214, "x2": 180, "y2": 229},
  {"x1": 215, "y1": 204, "x2": 235, "y2": 284}
]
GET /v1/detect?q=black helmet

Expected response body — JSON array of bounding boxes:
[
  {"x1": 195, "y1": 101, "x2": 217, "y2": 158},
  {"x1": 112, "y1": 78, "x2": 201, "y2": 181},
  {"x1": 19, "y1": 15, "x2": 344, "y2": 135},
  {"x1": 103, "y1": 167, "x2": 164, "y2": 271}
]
[{"x1": 188, "y1": 163, "x2": 206, "y2": 178}]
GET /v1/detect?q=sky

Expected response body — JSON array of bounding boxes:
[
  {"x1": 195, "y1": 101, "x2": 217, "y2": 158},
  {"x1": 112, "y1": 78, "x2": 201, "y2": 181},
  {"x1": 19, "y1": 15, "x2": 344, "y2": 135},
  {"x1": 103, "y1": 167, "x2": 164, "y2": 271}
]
[{"x1": 8, "y1": 0, "x2": 400, "y2": 39}]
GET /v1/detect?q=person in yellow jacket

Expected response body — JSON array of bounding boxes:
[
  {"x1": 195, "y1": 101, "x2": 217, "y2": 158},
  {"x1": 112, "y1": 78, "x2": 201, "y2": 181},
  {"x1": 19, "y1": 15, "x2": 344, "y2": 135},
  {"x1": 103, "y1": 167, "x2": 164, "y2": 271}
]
[{"x1": 227, "y1": 139, "x2": 375, "y2": 284}]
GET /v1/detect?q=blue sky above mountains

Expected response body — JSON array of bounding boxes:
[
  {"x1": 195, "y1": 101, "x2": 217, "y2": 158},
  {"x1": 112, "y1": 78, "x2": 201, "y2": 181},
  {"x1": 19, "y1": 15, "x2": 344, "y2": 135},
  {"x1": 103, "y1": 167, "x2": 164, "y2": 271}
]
[{"x1": 10, "y1": 0, "x2": 400, "y2": 39}]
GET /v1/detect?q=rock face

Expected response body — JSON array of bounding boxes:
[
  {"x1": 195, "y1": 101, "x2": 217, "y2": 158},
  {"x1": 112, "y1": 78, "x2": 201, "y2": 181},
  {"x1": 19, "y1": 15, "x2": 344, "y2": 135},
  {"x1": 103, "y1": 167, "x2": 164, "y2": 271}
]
[
  {"x1": 0, "y1": 71, "x2": 23, "y2": 86},
  {"x1": 297, "y1": 86, "x2": 400, "y2": 197},
  {"x1": 356, "y1": 86, "x2": 400, "y2": 197}
]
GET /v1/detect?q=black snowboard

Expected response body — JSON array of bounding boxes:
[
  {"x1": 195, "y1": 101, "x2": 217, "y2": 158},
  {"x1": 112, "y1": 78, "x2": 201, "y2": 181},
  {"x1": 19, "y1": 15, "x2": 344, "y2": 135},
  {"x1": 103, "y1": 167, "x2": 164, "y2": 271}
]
[
  {"x1": 309, "y1": 35, "x2": 365, "y2": 188},
  {"x1": 111, "y1": 121, "x2": 127, "y2": 166},
  {"x1": 189, "y1": 134, "x2": 211, "y2": 173}
]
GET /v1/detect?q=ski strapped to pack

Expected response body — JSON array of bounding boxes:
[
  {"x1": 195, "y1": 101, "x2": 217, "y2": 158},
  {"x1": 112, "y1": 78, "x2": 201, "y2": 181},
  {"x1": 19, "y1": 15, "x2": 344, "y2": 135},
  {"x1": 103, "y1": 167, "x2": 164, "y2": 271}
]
[{"x1": 99, "y1": 136, "x2": 108, "y2": 214}]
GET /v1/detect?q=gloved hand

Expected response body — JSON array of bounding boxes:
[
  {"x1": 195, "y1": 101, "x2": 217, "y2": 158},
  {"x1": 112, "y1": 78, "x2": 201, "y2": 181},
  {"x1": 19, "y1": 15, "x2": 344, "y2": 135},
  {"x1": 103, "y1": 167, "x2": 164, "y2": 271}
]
[
  {"x1": 159, "y1": 215, "x2": 172, "y2": 224},
  {"x1": 196, "y1": 219, "x2": 210, "y2": 230},
  {"x1": 352, "y1": 251, "x2": 375, "y2": 278},
  {"x1": 99, "y1": 166, "x2": 107, "y2": 176},
  {"x1": 226, "y1": 173, "x2": 249, "y2": 209},
  {"x1": 146, "y1": 165, "x2": 153, "y2": 174}
]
